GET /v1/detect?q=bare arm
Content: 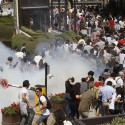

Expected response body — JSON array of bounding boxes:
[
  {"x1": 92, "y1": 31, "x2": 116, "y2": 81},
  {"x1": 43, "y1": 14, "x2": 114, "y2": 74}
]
[
  {"x1": 40, "y1": 101, "x2": 47, "y2": 110},
  {"x1": 22, "y1": 93, "x2": 30, "y2": 107}
]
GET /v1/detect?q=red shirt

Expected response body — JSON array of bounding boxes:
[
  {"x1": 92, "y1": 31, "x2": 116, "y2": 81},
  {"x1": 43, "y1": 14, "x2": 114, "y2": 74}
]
[
  {"x1": 94, "y1": 81, "x2": 103, "y2": 87},
  {"x1": 118, "y1": 39, "x2": 125, "y2": 45},
  {"x1": 109, "y1": 19, "x2": 114, "y2": 27}
]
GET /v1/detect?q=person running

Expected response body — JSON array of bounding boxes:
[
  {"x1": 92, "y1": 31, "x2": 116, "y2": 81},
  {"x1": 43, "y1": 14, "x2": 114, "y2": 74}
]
[
  {"x1": 19, "y1": 80, "x2": 35, "y2": 125},
  {"x1": 33, "y1": 88, "x2": 50, "y2": 125}
]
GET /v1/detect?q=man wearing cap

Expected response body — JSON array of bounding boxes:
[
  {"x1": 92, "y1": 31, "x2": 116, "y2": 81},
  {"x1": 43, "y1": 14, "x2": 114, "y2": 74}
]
[{"x1": 19, "y1": 80, "x2": 35, "y2": 125}]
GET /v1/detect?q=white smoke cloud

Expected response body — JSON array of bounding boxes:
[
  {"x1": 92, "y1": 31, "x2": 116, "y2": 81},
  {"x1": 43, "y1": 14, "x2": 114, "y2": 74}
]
[{"x1": 0, "y1": 41, "x2": 100, "y2": 122}]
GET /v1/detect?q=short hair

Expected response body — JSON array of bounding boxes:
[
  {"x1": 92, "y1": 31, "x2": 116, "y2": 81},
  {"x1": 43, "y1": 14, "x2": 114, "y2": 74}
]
[
  {"x1": 110, "y1": 72, "x2": 116, "y2": 78},
  {"x1": 36, "y1": 87, "x2": 42, "y2": 92},
  {"x1": 70, "y1": 77, "x2": 75, "y2": 82},
  {"x1": 8, "y1": 57, "x2": 13, "y2": 62},
  {"x1": 81, "y1": 78, "x2": 86, "y2": 82},
  {"x1": 107, "y1": 81, "x2": 112, "y2": 86},
  {"x1": 88, "y1": 71, "x2": 94, "y2": 76},
  {"x1": 23, "y1": 80, "x2": 30, "y2": 87}
]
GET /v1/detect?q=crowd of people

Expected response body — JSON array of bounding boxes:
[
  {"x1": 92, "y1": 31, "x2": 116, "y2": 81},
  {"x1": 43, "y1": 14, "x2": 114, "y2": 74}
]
[{"x1": 2, "y1": 2, "x2": 125, "y2": 125}]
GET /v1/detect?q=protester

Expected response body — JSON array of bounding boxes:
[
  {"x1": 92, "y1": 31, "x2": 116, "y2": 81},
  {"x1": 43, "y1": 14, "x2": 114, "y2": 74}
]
[
  {"x1": 77, "y1": 85, "x2": 96, "y2": 118},
  {"x1": 33, "y1": 87, "x2": 50, "y2": 125},
  {"x1": 65, "y1": 77, "x2": 75, "y2": 119},
  {"x1": 7, "y1": 8, "x2": 12, "y2": 16},
  {"x1": 98, "y1": 81, "x2": 116, "y2": 116},
  {"x1": 19, "y1": 80, "x2": 35, "y2": 125}
]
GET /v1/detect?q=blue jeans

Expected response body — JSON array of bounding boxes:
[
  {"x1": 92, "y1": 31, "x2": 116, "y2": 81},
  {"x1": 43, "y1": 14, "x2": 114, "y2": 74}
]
[{"x1": 35, "y1": 114, "x2": 49, "y2": 125}]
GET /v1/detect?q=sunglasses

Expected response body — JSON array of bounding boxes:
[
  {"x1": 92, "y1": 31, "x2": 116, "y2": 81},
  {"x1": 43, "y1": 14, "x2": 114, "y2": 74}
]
[{"x1": 35, "y1": 91, "x2": 40, "y2": 93}]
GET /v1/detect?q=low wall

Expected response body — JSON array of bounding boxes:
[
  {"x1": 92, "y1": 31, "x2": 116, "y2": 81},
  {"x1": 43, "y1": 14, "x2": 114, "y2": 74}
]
[{"x1": 74, "y1": 114, "x2": 125, "y2": 125}]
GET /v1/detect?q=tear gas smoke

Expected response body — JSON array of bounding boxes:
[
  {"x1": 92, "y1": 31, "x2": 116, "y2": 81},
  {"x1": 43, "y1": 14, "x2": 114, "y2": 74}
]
[{"x1": 0, "y1": 41, "x2": 101, "y2": 122}]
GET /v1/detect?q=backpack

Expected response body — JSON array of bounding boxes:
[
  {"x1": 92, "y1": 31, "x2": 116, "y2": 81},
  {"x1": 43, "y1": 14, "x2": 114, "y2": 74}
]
[{"x1": 39, "y1": 95, "x2": 52, "y2": 109}]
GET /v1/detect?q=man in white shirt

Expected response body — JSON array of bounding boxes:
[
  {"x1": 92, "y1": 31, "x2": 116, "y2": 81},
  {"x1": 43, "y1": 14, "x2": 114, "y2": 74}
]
[
  {"x1": 84, "y1": 42, "x2": 93, "y2": 54},
  {"x1": 115, "y1": 72, "x2": 124, "y2": 87},
  {"x1": 119, "y1": 19, "x2": 125, "y2": 29},
  {"x1": 15, "y1": 49, "x2": 24, "y2": 59},
  {"x1": 34, "y1": 88, "x2": 50, "y2": 125},
  {"x1": 104, "y1": 73, "x2": 117, "y2": 86},
  {"x1": 33, "y1": 54, "x2": 42, "y2": 68},
  {"x1": 7, "y1": 8, "x2": 12, "y2": 16},
  {"x1": 19, "y1": 80, "x2": 35, "y2": 125}
]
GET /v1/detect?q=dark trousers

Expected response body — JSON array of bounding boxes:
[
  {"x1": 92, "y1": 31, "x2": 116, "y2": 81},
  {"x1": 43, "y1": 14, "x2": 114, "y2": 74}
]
[{"x1": 69, "y1": 100, "x2": 79, "y2": 119}]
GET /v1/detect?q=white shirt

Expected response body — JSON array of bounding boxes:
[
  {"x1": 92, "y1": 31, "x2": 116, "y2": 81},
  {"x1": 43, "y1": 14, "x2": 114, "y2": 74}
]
[
  {"x1": 119, "y1": 21, "x2": 125, "y2": 28},
  {"x1": 80, "y1": 29, "x2": 87, "y2": 35},
  {"x1": 63, "y1": 44, "x2": 69, "y2": 52},
  {"x1": 84, "y1": 45, "x2": 93, "y2": 54},
  {"x1": 119, "y1": 53, "x2": 125, "y2": 67},
  {"x1": 7, "y1": 9, "x2": 12, "y2": 15},
  {"x1": 70, "y1": 43, "x2": 77, "y2": 51},
  {"x1": 15, "y1": 52, "x2": 24, "y2": 58},
  {"x1": 78, "y1": 39, "x2": 86, "y2": 45},
  {"x1": 104, "y1": 77, "x2": 117, "y2": 86},
  {"x1": 19, "y1": 87, "x2": 29, "y2": 102},
  {"x1": 115, "y1": 76, "x2": 123, "y2": 87},
  {"x1": 109, "y1": 93, "x2": 116, "y2": 110},
  {"x1": 106, "y1": 37, "x2": 111, "y2": 43},
  {"x1": 39, "y1": 95, "x2": 50, "y2": 115},
  {"x1": 63, "y1": 120, "x2": 73, "y2": 125},
  {"x1": 95, "y1": 40, "x2": 105, "y2": 49},
  {"x1": 34, "y1": 55, "x2": 42, "y2": 66}
]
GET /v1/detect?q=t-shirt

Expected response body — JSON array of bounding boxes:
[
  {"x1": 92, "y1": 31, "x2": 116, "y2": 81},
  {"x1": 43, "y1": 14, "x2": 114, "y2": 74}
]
[
  {"x1": 15, "y1": 52, "x2": 24, "y2": 58},
  {"x1": 109, "y1": 93, "x2": 116, "y2": 110},
  {"x1": 104, "y1": 77, "x2": 117, "y2": 86},
  {"x1": 34, "y1": 55, "x2": 42, "y2": 66},
  {"x1": 118, "y1": 39, "x2": 125, "y2": 45},
  {"x1": 84, "y1": 45, "x2": 93, "y2": 54},
  {"x1": 63, "y1": 120, "x2": 73, "y2": 125},
  {"x1": 119, "y1": 53, "x2": 125, "y2": 67},
  {"x1": 39, "y1": 95, "x2": 50, "y2": 115},
  {"x1": 98, "y1": 85, "x2": 116, "y2": 102},
  {"x1": 94, "y1": 81, "x2": 103, "y2": 87},
  {"x1": 19, "y1": 87, "x2": 29, "y2": 102},
  {"x1": 115, "y1": 76, "x2": 123, "y2": 87}
]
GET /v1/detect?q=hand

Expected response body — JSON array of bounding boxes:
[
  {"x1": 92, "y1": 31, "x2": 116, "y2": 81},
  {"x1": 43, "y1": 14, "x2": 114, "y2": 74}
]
[{"x1": 76, "y1": 95, "x2": 80, "y2": 98}]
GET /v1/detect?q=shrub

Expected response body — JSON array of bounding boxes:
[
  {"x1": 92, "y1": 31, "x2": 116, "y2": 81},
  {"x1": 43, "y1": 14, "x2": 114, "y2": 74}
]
[
  {"x1": 100, "y1": 117, "x2": 125, "y2": 125},
  {"x1": 12, "y1": 34, "x2": 38, "y2": 53},
  {"x1": 49, "y1": 93, "x2": 65, "y2": 102},
  {"x1": 21, "y1": 26, "x2": 43, "y2": 36},
  {"x1": 1, "y1": 102, "x2": 20, "y2": 115},
  {"x1": 0, "y1": 16, "x2": 14, "y2": 25},
  {"x1": 21, "y1": 26, "x2": 55, "y2": 43},
  {"x1": 57, "y1": 31, "x2": 82, "y2": 41},
  {"x1": 0, "y1": 25, "x2": 14, "y2": 41}
]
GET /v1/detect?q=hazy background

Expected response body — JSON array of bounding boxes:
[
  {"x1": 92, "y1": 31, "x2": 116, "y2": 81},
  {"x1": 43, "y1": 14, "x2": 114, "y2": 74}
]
[{"x1": 0, "y1": 42, "x2": 98, "y2": 122}]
